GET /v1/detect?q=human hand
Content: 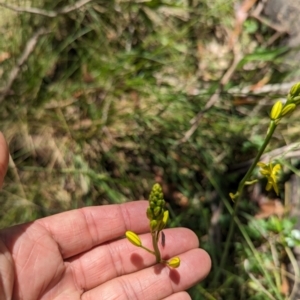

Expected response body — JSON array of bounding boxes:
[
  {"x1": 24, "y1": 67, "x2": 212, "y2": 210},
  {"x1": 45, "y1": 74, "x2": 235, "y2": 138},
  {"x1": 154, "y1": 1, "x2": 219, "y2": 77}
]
[{"x1": 0, "y1": 133, "x2": 211, "y2": 300}]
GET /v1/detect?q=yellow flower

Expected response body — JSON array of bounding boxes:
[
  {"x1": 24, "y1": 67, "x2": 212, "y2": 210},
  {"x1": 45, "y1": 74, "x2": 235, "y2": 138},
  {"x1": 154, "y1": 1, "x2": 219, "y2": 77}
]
[
  {"x1": 270, "y1": 100, "x2": 282, "y2": 120},
  {"x1": 167, "y1": 257, "x2": 180, "y2": 268},
  {"x1": 257, "y1": 162, "x2": 281, "y2": 195},
  {"x1": 125, "y1": 231, "x2": 142, "y2": 247}
]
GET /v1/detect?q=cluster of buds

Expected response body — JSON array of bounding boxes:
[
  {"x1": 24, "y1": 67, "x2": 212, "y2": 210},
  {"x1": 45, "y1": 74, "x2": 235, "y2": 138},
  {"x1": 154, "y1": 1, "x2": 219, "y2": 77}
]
[
  {"x1": 270, "y1": 82, "x2": 300, "y2": 122},
  {"x1": 125, "y1": 183, "x2": 180, "y2": 268},
  {"x1": 147, "y1": 183, "x2": 169, "y2": 233},
  {"x1": 287, "y1": 82, "x2": 300, "y2": 105}
]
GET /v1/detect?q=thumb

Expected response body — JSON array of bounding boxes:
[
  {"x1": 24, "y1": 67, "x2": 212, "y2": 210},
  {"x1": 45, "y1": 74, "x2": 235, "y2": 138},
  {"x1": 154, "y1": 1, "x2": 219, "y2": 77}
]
[{"x1": 0, "y1": 132, "x2": 9, "y2": 188}]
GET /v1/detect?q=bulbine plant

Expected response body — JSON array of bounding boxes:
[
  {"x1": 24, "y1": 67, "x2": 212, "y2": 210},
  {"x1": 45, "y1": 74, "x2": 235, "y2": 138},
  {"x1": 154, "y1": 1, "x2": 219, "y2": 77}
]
[
  {"x1": 230, "y1": 82, "x2": 300, "y2": 201},
  {"x1": 214, "y1": 82, "x2": 300, "y2": 286},
  {"x1": 230, "y1": 82, "x2": 300, "y2": 202},
  {"x1": 125, "y1": 183, "x2": 180, "y2": 268}
]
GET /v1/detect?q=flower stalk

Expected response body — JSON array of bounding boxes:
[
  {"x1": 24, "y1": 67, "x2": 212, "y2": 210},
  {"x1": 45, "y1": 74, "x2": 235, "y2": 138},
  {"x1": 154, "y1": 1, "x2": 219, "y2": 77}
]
[
  {"x1": 125, "y1": 183, "x2": 180, "y2": 268},
  {"x1": 214, "y1": 82, "x2": 300, "y2": 286}
]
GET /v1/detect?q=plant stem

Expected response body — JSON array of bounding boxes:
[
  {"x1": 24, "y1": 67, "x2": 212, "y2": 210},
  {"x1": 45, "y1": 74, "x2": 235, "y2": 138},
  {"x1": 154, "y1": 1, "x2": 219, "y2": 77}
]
[
  {"x1": 140, "y1": 245, "x2": 156, "y2": 255},
  {"x1": 152, "y1": 231, "x2": 161, "y2": 263},
  {"x1": 197, "y1": 284, "x2": 218, "y2": 300},
  {"x1": 212, "y1": 120, "x2": 277, "y2": 286},
  {"x1": 237, "y1": 120, "x2": 277, "y2": 194},
  {"x1": 207, "y1": 171, "x2": 283, "y2": 299}
]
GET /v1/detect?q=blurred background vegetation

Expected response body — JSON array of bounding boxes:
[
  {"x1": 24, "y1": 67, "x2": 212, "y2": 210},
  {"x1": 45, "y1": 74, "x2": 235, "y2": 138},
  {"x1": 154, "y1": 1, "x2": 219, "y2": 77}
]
[{"x1": 1, "y1": 0, "x2": 300, "y2": 299}]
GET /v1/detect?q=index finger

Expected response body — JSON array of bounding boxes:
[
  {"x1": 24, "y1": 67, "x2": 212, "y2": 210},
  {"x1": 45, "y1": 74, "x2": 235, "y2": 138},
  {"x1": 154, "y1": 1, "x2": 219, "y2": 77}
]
[{"x1": 38, "y1": 200, "x2": 150, "y2": 258}]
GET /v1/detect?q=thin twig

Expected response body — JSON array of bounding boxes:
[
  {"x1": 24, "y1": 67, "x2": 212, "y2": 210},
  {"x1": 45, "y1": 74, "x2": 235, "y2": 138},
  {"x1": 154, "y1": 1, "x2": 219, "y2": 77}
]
[
  {"x1": 251, "y1": 13, "x2": 289, "y2": 33},
  {"x1": 179, "y1": 45, "x2": 242, "y2": 144},
  {"x1": 0, "y1": 0, "x2": 94, "y2": 17},
  {"x1": 228, "y1": 81, "x2": 298, "y2": 96},
  {"x1": 0, "y1": 28, "x2": 50, "y2": 103},
  {"x1": 8, "y1": 154, "x2": 27, "y2": 200},
  {"x1": 250, "y1": 0, "x2": 288, "y2": 34},
  {"x1": 178, "y1": 89, "x2": 219, "y2": 144}
]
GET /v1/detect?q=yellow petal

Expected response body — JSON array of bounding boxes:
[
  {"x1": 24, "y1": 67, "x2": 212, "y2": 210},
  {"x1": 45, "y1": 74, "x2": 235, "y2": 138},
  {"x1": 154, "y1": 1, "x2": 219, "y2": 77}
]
[
  {"x1": 260, "y1": 169, "x2": 270, "y2": 176},
  {"x1": 272, "y1": 164, "x2": 281, "y2": 174},
  {"x1": 270, "y1": 174, "x2": 277, "y2": 184}
]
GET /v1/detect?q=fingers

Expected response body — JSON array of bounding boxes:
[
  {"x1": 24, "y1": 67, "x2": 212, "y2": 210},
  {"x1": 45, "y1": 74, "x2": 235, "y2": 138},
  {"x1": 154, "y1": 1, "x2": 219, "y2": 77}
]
[
  {"x1": 0, "y1": 132, "x2": 9, "y2": 188},
  {"x1": 0, "y1": 240, "x2": 14, "y2": 300},
  {"x1": 69, "y1": 228, "x2": 199, "y2": 291},
  {"x1": 81, "y1": 248, "x2": 211, "y2": 300},
  {"x1": 162, "y1": 291, "x2": 191, "y2": 300},
  {"x1": 37, "y1": 201, "x2": 150, "y2": 258}
]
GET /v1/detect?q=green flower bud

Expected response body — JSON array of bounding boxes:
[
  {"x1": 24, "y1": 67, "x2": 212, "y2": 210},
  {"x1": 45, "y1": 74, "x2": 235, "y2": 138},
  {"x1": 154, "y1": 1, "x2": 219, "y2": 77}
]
[
  {"x1": 153, "y1": 206, "x2": 162, "y2": 217},
  {"x1": 157, "y1": 200, "x2": 165, "y2": 207},
  {"x1": 270, "y1": 100, "x2": 282, "y2": 120},
  {"x1": 157, "y1": 211, "x2": 164, "y2": 220},
  {"x1": 148, "y1": 183, "x2": 166, "y2": 232},
  {"x1": 149, "y1": 183, "x2": 164, "y2": 202},
  {"x1": 281, "y1": 103, "x2": 296, "y2": 117},
  {"x1": 167, "y1": 257, "x2": 180, "y2": 268},
  {"x1": 150, "y1": 220, "x2": 158, "y2": 231},
  {"x1": 289, "y1": 82, "x2": 300, "y2": 97},
  {"x1": 292, "y1": 95, "x2": 300, "y2": 105},
  {"x1": 125, "y1": 231, "x2": 142, "y2": 247},
  {"x1": 146, "y1": 207, "x2": 153, "y2": 220}
]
